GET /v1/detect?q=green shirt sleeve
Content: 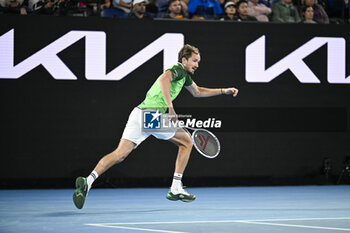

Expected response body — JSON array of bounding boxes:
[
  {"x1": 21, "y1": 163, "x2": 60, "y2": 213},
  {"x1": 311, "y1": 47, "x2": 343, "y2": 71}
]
[
  {"x1": 167, "y1": 64, "x2": 193, "y2": 86},
  {"x1": 167, "y1": 64, "x2": 183, "y2": 81},
  {"x1": 184, "y1": 75, "x2": 193, "y2": 86}
]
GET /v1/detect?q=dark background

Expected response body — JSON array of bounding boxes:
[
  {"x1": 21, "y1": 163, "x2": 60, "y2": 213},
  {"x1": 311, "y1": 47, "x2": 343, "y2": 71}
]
[{"x1": 1, "y1": 15, "x2": 350, "y2": 188}]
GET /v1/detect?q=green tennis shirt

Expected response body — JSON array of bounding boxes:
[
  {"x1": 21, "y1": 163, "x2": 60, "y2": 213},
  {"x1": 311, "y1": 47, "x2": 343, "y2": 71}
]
[{"x1": 138, "y1": 63, "x2": 193, "y2": 113}]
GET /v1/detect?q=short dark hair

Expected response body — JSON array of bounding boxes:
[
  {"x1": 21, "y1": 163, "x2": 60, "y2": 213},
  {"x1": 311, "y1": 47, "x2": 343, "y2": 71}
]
[
  {"x1": 302, "y1": 5, "x2": 313, "y2": 13},
  {"x1": 178, "y1": 44, "x2": 200, "y2": 63},
  {"x1": 168, "y1": 0, "x2": 180, "y2": 6},
  {"x1": 236, "y1": 0, "x2": 248, "y2": 8}
]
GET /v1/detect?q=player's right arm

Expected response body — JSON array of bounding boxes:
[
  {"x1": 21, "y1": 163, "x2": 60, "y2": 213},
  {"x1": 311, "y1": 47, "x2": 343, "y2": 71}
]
[{"x1": 159, "y1": 70, "x2": 177, "y2": 121}]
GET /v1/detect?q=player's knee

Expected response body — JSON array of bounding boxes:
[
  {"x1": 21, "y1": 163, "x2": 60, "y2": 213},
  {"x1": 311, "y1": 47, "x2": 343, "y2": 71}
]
[
  {"x1": 111, "y1": 147, "x2": 132, "y2": 163},
  {"x1": 111, "y1": 151, "x2": 126, "y2": 163},
  {"x1": 182, "y1": 134, "x2": 193, "y2": 150}
]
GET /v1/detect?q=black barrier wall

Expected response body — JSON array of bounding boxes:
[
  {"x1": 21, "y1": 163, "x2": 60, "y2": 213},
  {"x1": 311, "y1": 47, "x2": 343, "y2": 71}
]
[{"x1": 1, "y1": 15, "x2": 350, "y2": 188}]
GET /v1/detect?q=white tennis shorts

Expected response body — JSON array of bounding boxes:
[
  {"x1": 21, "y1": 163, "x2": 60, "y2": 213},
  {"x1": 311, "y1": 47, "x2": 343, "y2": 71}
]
[{"x1": 121, "y1": 107, "x2": 177, "y2": 147}]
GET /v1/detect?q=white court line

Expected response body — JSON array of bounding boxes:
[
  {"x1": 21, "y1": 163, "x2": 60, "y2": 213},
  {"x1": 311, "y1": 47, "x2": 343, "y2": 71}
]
[
  {"x1": 86, "y1": 217, "x2": 350, "y2": 232},
  {"x1": 87, "y1": 217, "x2": 350, "y2": 225},
  {"x1": 87, "y1": 223, "x2": 187, "y2": 233},
  {"x1": 238, "y1": 221, "x2": 350, "y2": 232},
  {"x1": 243, "y1": 217, "x2": 350, "y2": 222}
]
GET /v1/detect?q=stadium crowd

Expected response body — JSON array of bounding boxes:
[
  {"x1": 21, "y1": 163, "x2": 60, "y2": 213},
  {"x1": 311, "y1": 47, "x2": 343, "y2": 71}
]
[{"x1": 0, "y1": 0, "x2": 348, "y2": 23}]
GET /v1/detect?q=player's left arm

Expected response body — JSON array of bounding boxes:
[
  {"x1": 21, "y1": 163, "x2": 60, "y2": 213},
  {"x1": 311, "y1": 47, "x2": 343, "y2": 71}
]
[{"x1": 185, "y1": 82, "x2": 239, "y2": 97}]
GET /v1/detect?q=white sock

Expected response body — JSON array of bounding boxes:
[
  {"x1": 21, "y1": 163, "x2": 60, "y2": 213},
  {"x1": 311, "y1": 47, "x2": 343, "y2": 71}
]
[
  {"x1": 171, "y1": 173, "x2": 183, "y2": 190},
  {"x1": 86, "y1": 170, "x2": 99, "y2": 191}
]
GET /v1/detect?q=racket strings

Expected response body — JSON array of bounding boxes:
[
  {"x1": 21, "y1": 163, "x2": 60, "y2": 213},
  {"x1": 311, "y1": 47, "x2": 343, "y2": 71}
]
[{"x1": 193, "y1": 130, "x2": 220, "y2": 158}]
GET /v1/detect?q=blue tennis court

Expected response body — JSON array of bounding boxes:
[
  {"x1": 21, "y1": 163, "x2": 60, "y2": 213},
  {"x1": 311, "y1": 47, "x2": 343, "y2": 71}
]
[{"x1": 1, "y1": 186, "x2": 349, "y2": 233}]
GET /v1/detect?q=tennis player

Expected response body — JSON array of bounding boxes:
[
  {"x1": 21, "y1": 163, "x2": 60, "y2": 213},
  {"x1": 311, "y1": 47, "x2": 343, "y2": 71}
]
[{"x1": 73, "y1": 44, "x2": 239, "y2": 209}]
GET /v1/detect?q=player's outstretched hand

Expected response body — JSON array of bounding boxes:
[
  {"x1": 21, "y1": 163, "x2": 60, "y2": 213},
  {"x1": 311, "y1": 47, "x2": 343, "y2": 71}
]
[{"x1": 222, "y1": 87, "x2": 239, "y2": 97}]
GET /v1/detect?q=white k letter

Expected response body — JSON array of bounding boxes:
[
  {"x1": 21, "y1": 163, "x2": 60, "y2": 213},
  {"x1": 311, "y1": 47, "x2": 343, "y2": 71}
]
[{"x1": 245, "y1": 36, "x2": 349, "y2": 83}]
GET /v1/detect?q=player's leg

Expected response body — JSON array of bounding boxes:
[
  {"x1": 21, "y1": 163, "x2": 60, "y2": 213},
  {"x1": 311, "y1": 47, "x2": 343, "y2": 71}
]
[
  {"x1": 73, "y1": 139, "x2": 135, "y2": 209},
  {"x1": 169, "y1": 129, "x2": 193, "y2": 174},
  {"x1": 73, "y1": 107, "x2": 146, "y2": 209},
  {"x1": 166, "y1": 128, "x2": 196, "y2": 202},
  {"x1": 93, "y1": 139, "x2": 136, "y2": 176}
]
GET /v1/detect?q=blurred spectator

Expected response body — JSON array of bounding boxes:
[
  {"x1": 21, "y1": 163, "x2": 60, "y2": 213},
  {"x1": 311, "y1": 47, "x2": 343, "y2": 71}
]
[
  {"x1": 228, "y1": 0, "x2": 239, "y2": 4},
  {"x1": 217, "y1": 0, "x2": 224, "y2": 7},
  {"x1": 86, "y1": 0, "x2": 111, "y2": 16},
  {"x1": 145, "y1": 0, "x2": 157, "y2": 14},
  {"x1": 87, "y1": 0, "x2": 111, "y2": 12},
  {"x1": 81, "y1": 0, "x2": 110, "y2": 16},
  {"x1": 29, "y1": 0, "x2": 79, "y2": 15},
  {"x1": 53, "y1": 0, "x2": 68, "y2": 14},
  {"x1": 247, "y1": 0, "x2": 271, "y2": 21},
  {"x1": 258, "y1": 0, "x2": 272, "y2": 7},
  {"x1": 272, "y1": 0, "x2": 301, "y2": 22},
  {"x1": 300, "y1": 0, "x2": 329, "y2": 23},
  {"x1": 100, "y1": 0, "x2": 111, "y2": 10},
  {"x1": 235, "y1": 0, "x2": 257, "y2": 20},
  {"x1": 158, "y1": 0, "x2": 169, "y2": 15},
  {"x1": 300, "y1": 5, "x2": 317, "y2": 22},
  {"x1": 128, "y1": 0, "x2": 153, "y2": 18},
  {"x1": 180, "y1": 0, "x2": 188, "y2": 14},
  {"x1": 0, "y1": 0, "x2": 27, "y2": 14},
  {"x1": 29, "y1": 0, "x2": 56, "y2": 14},
  {"x1": 220, "y1": 0, "x2": 237, "y2": 11},
  {"x1": 112, "y1": 0, "x2": 131, "y2": 13},
  {"x1": 220, "y1": 1, "x2": 236, "y2": 20},
  {"x1": 163, "y1": 0, "x2": 187, "y2": 18},
  {"x1": 158, "y1": 0, "x2": 187, "y2": 17},
  {"x1": 188, "y1": 0, "x2": 223, "y2": 19}
]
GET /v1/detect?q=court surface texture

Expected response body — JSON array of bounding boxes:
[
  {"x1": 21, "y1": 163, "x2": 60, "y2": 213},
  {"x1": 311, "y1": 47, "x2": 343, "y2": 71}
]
[{"x1": 1, "y1": 185, "x2": 349, "y2": 233}]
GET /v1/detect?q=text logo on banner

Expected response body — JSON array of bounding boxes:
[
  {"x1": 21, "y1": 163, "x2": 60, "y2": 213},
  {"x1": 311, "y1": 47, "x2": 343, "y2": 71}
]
[
  {"x1": 0, "y1": 29, "x2": 184, "y2": 80},
  {"x1": 245, "y1": 35, "x2": 349, "y2": 84}
]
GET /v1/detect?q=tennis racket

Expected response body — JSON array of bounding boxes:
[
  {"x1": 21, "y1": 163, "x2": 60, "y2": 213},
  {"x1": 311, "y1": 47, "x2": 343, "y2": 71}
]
[{"x1": 182, "y1": 127, "x2": 221, "y2": 159}]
